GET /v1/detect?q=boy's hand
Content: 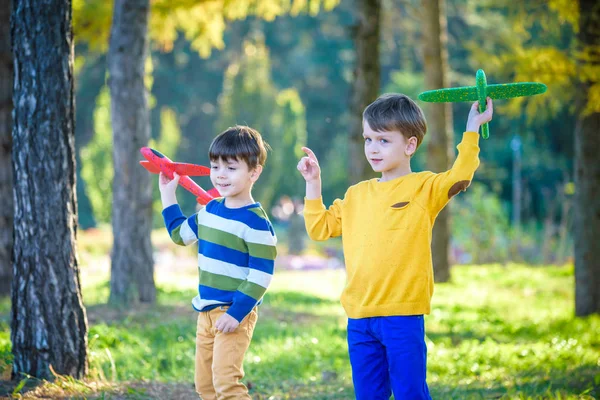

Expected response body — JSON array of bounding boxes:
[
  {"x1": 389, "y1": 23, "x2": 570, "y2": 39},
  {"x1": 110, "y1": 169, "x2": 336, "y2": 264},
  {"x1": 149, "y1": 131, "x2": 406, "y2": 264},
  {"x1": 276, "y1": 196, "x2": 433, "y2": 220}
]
[
  {"x1": 159, "y1": 172, "x2": 180, "y2": 208},
  {"x1": 215, "y1": 313, "x2": 240, "y2": 333},
  {"x1": 466, "y1": 97, "x2": 493, "y2": 133},
  {"x1": 159, "y1": 172, "x2": 180, "y2": 194},
  {"x1": 297, "y1": 147, "x2": 321, "y2": 182}
]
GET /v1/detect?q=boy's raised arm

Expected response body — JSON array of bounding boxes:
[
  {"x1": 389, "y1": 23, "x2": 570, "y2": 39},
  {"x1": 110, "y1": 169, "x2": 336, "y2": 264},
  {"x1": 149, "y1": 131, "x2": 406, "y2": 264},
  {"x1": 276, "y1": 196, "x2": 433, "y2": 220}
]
[
  {"x1": 159, "y1": 172, "x2": 199, "y2": 246},
  {"x1": 297, "y1": 147, "x2": 343, "y2": 240},
  {"x1": 298, "y1": 147, "x2": 322, "y2": 200},
  {"x1": 422, "y1": 99, "x2": 493, "y2": 216}
]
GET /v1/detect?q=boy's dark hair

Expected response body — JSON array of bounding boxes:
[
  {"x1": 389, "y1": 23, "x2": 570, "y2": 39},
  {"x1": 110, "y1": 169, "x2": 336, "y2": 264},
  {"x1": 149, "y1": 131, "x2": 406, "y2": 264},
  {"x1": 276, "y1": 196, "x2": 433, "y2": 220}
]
[
  {"x1": 209, "y1": 125, "x2": 270, "y2": 169},
  {"x1": 363, "y1": 93, "x2": 427, "y2": 148}
]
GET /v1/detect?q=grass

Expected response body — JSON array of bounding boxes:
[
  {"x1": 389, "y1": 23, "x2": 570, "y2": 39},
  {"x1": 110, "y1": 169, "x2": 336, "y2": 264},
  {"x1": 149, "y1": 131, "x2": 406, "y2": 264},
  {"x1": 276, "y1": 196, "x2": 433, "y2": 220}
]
[{"x1": 0, "y1": 255, "x2": 599, "y2": 399}]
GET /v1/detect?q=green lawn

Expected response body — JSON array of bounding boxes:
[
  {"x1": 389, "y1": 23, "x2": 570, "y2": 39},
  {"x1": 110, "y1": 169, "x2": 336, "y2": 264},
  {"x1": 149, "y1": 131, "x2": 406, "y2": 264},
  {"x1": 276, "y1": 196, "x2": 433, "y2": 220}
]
[{"x1": 1, "y1": 264, "x2": 599, "y2": 399}]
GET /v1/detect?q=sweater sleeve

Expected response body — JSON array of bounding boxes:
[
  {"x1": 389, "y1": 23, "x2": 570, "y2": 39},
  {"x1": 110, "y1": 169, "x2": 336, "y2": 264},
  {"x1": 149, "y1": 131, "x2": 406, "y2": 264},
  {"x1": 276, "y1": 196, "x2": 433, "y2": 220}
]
[
  {"x1": 162, "y1": 204, "x2": 199, "y2": 246},
  {"x1": 420, "y1": 131, "x2": 481, "y2": 217},
  {"x1": 303, "y1": 195, "x2": 345, "y2": 241},
  {"x1": 227, "y1": 220, "x2": 277, "y2": 322}
]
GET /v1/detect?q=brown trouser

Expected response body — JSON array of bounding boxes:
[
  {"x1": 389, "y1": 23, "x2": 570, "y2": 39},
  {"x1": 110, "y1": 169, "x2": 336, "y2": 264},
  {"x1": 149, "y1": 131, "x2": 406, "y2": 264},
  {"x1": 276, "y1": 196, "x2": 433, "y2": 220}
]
[{"x1": 195, "y1": 306, "x2": 258, "y2": 400}]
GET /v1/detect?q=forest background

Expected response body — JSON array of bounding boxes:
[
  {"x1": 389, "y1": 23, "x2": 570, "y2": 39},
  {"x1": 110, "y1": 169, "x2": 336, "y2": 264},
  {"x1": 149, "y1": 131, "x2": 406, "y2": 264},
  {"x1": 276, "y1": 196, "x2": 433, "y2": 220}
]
[{"x1": 73, "y1": 0, "x2": 579, "y2": 266}]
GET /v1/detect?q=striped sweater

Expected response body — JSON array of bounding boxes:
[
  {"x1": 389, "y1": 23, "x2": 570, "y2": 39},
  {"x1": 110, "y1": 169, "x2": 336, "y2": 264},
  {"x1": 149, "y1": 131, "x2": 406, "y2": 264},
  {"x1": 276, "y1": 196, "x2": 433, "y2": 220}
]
[{"x1": 162, "y1": 198, "x2": 277, "y2": 322}]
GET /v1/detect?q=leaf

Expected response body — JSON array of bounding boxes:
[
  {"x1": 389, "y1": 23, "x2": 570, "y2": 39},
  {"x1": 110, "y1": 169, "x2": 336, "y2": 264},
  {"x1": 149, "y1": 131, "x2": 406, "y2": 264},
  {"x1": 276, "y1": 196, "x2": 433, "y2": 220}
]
[{"x1": 12, "y1": 378, "x2": 29, "y2": 396}]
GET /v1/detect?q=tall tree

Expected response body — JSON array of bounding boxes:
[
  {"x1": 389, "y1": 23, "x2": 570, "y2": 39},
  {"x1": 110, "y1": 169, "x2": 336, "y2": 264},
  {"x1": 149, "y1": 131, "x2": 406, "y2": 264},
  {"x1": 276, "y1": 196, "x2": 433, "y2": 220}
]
[
  {"x1": 348, "y1": 0, "x2": 381, "y2": 184},
  {"x1": 108, "y1": 0, "x2": 155, "y2": 305},
  {"x1": 422, "y1": 0, "x2": 453, "y2": 282},
  {"x1": 11, "y1": 0, "x2": 88, "y2": 379},
  {"x1": 0, "y1": 0, "x2": 13, "y2": 297},
  {"x1": 574, "y1": 0, "x2": 600, "y2": 317}
]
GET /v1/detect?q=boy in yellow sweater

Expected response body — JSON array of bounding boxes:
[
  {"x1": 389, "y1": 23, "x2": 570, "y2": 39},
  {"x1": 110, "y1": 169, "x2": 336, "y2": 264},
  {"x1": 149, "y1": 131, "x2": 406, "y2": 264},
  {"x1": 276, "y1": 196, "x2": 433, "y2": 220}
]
[{"x1": 297, "y1": 93, "x2": 493, "y2": 399}]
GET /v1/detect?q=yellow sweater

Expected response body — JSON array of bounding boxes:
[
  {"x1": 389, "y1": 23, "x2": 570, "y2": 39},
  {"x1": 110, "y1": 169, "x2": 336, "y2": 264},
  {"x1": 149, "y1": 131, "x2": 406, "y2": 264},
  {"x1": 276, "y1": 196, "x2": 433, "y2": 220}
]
[{"x1": 304, "y1": 131, "x2": 480, "y2": 318}]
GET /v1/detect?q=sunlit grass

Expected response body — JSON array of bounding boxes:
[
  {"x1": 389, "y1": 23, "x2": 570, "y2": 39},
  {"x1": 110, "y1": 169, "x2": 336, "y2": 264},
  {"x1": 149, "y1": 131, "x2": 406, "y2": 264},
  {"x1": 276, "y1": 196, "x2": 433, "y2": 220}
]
[{"x1": 1, "y1": 260, "x2": 599, "y2": 399}]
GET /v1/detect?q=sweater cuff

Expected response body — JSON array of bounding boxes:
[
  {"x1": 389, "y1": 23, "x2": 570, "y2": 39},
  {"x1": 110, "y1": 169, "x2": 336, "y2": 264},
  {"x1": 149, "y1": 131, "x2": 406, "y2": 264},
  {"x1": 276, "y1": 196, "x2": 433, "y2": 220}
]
[
  {"x1": 162, "y1": 204, "x2": 184, "y2": 220},
  {"x1": 462, "y1": 131, "x2": 480, "y2": 145},
  {"x1": 304, "y1": 197, "x2": 325, "y2": 211}
]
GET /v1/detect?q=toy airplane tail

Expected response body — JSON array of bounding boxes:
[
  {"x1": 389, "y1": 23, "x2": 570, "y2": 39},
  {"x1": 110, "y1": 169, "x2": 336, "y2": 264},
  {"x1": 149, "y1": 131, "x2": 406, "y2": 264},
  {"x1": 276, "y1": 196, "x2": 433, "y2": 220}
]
[{"x1": 196, "y1": 188, "x2": 221, "y2": 205}]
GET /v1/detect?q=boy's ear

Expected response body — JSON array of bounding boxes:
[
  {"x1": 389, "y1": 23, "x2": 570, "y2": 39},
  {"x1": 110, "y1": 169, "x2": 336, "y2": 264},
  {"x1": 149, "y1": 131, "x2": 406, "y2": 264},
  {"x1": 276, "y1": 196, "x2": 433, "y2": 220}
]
[
  {"x1": 405, "y1": 136, "x2": 418, "y2": 156},
  {"x1": 250, "y1": 164, "x2": 263, "y2": 182}
]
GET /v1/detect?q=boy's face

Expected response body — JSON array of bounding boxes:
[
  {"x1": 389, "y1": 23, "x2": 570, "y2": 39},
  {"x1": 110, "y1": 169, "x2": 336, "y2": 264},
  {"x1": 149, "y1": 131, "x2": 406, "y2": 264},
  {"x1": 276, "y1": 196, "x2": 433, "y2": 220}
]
[
  {"x1": 209, "y1": 157, "x2": 261, "y2": 199},
  {"x1": 363, "y1": 120, "x2": 417, "y2": 174}
]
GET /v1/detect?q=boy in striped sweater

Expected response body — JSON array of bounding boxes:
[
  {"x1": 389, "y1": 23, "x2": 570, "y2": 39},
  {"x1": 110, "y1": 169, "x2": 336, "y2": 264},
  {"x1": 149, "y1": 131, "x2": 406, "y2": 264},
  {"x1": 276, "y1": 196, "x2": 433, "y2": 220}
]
[{"x1": 159, "y1": 125, "x2": 277, "y2": 400}]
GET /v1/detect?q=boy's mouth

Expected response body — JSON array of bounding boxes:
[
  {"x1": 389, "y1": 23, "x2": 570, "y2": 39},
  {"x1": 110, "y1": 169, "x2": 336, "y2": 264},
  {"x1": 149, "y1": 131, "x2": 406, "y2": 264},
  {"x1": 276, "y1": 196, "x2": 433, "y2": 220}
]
[
  {"x1": 370, "y1": 158, "x2": 383, "y2": 163},
  {"x1": 217, "y1": 183, "x2": 231, "y2": 188}
]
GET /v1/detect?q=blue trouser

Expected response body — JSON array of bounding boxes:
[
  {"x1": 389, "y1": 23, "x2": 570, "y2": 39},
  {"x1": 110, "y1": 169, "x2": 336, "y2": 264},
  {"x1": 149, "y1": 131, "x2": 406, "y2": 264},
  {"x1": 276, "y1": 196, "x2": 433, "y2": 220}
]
[{"x1": 347, "y1": 315, "x2": 431, "y2": 400}]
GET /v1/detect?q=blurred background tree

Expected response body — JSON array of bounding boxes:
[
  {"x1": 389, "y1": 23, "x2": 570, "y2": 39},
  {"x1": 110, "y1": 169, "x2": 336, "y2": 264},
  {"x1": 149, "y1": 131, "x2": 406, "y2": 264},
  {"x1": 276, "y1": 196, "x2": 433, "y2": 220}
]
[
  {"x1": 348, "y1": 0, "x2": 381, "y2": 184},
  {"x1": 107, "y1": 0, "x2": 156, "y2": 306},
  {"x1": 422, "y1": 0, "x2": 454, "y2": 282},
  {"x1": 573, "y1": 0, "x2": 599, "y2": 317}
]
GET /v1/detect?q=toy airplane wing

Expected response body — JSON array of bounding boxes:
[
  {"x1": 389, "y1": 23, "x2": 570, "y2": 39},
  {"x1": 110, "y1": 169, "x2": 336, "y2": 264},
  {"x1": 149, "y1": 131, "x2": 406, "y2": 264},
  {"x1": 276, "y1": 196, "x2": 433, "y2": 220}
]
[
  {"x1": 172, "y1": 163, "x2": 211, "y2": 176},
  {"x1": 418, "y1": 87, "x2": 479, "y2": 102},
  {"x1": 139, "y1": 161, "x2": 161, "y2": 174},
  {"x1": 486, "y1": 83, "x2": 547, "y2": 99},
  {"x1": 418, "y1": 83, "x2": 547, "y2": 103}
]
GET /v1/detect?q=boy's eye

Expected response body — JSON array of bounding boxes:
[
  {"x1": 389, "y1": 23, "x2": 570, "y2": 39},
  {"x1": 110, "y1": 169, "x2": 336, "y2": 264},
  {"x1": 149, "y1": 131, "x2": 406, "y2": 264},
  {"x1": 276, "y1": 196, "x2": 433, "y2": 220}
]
[
  {"x1": 364, "y1": 137, "x2": 371, "y2": 143},
  {"x1": 380, "y1": 139, "x2": 388, "y2": 144},
  {"x1": 211, "y1": 165, "x2": 218, "y2": 169},
  {"x1": 228, "y1": 167, "x2": 236, "y2": 171}
]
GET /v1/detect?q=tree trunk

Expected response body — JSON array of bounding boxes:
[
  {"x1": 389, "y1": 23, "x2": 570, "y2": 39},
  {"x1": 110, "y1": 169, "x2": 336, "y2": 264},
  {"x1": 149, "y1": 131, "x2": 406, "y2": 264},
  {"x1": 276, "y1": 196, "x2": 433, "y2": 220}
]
[
  {"x1": 0, "y1": 0, "x2": 13, "y2": 297},
  {"x1": 422, "y1": 0, "x2": 453, "y2": 283},
  {"x1": 10, "y1": 0, "x2": 88, "y2": 379},
  {"x1": 574, "y1": 0, "x2": 600, "y2": 317},
  {"x1": 108, "y1": 0, "x2": 155, "y2": 305},
  {"x1": 349, "y1": 0, "x2": 381, "y2": 184}
]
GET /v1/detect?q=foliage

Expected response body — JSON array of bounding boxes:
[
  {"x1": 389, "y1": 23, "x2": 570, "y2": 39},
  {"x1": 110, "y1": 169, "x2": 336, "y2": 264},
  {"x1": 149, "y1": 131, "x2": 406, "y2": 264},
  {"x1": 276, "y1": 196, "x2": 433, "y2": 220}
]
[
  {"x1": 217, "y1": 35, "x2": 308, "y2": 210},
  {"x1": 452, "y1": 183, "x2": 511, "y2": 264},
  {"x1": 80, "y1": 87, "x2": 114, "y2": 224},
  {"x1": 73, "y1": 0, "x2": 340, "y2": 57},
  {"x1": 462, "y1": 0, "x2": 599, "y2": 115}
]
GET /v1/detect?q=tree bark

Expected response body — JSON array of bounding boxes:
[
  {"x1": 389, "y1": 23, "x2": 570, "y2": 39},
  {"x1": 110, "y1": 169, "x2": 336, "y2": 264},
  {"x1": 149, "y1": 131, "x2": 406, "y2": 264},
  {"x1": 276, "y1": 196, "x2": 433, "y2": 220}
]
[
  {"x1": 349, "y1": 0, "x2": 381, "y2": 184},
  {"x1": 0, "y1": 0, "x2": 13, "y2": 297},
  {"x1": 10, "y1": 0, "x2": 88, "y2": 379},
  {"x1": 422, "y1": 0, "x2": 453, "y2": 283},
  {"x1": 574, "y1": 0, "x2": 600, "y2": 317},
  {"x1": 108, "y1": 0, "x2": 155, "y2": 305}
]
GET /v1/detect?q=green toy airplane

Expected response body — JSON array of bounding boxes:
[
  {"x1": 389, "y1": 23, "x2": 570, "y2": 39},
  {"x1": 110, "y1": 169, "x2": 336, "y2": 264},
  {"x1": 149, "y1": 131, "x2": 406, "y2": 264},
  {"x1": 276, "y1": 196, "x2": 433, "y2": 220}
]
[{"x1": 418, "y1": 69, "x2": 547, "y2": 139}]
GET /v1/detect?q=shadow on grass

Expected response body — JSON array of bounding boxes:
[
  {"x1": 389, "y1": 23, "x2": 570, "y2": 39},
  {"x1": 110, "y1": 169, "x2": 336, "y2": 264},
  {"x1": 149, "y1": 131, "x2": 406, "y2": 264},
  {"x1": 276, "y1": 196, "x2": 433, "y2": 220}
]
[
  {"x1": 0, "y1": 378, "x2": 201, "y2": 399},
  {"x1": 426, "y1": 302, "x2": 599, "y2": 346},
  {"x1": 84, "y1": 288, "x2": 340, "y2": 325},
  {"x1": 429, "y1": 364, "x2": 600, "y2": 399},
  {"x1": 0, "y1": 376, "x2": 44, "y2": 398}
]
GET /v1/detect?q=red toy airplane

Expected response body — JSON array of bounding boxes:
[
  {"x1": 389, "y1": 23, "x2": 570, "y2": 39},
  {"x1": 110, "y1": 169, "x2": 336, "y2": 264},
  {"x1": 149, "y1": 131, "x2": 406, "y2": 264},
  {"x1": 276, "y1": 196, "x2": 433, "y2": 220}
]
[{"x1": 139, "y1": 147, "x2": 220, "y2": 205}]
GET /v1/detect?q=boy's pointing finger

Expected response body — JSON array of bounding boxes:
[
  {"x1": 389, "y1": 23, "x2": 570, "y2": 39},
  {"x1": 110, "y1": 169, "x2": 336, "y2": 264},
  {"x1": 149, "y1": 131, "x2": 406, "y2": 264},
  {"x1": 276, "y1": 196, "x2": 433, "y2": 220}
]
[{"x1": 301, "y1": 147, "x2": 318, "y2": 162}]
